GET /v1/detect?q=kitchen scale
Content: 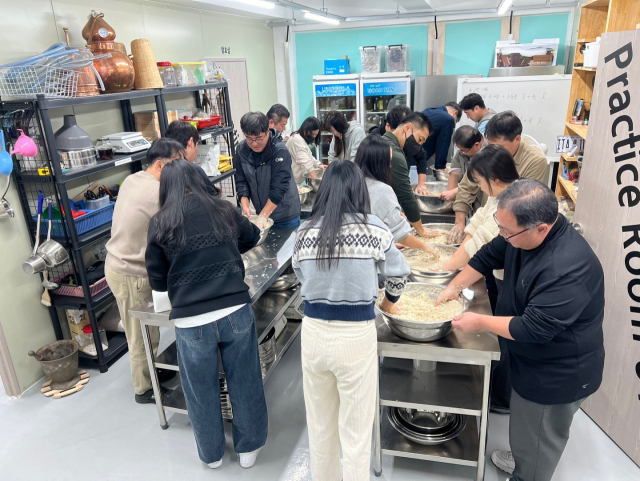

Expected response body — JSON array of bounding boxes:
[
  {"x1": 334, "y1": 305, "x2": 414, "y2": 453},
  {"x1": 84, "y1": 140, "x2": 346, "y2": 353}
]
[{"x1": 101, "y1": 132, "x2": 151, "y2": 153}]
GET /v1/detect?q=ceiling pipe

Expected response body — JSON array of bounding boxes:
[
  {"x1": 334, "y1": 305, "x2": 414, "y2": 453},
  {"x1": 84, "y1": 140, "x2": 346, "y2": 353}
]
[
  {"x1": 267, "y1": 1, "x2": 578, "y2": 27},
  {"x1": 274, "y1": 0, "x2": 345, "y2": 21}
]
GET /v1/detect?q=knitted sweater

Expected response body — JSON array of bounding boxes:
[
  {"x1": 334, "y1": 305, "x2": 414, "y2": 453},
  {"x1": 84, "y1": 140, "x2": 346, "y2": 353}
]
[
  {"x1": 292, "y1": 215, "x2": 410, "y2": 321},
  {"x1": 365, "y1": 177, "x2": 412, "y2": 242},
  {"x1": 463, "y1": 196, "x2": 503, "y2": 280}
]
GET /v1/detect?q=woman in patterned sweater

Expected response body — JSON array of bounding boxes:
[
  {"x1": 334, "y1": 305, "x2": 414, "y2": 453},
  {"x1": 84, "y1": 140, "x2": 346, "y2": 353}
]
[{"x1": 293, "y1": 160, "x2": 410, "y2": 481}]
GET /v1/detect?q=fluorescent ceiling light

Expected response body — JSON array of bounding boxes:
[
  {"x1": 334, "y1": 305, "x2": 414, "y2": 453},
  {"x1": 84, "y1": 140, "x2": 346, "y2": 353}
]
[
  {"x1": 304, "y1": 12, "x2": 341, "y2": 25},
  {"x1": 234, "y1": 0, "x2": 275, "y2": 9},
  {"x1": 498, "y1": 0, "x2": 513, "y2": 15}
]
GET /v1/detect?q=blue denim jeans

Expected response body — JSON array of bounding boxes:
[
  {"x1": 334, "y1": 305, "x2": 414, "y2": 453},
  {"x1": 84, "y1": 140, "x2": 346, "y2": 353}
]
[
  {"x1": 175, "y1": 304, "x2": 268, "y2": 463},
  {"x1": 273, "y1": 216, "x2": 301, "y2": 228}
]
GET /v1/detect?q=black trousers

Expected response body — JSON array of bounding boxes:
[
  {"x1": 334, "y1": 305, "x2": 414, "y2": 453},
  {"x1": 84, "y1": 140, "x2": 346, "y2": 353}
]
[{"x1": 486, "y1": 273, "x2": 512, "y2": 410}]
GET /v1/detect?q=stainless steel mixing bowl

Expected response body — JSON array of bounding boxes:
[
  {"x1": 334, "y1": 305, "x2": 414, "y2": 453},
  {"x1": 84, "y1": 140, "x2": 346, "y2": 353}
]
[
  {"x1": 416, "y1": 223, "x2": 460, "y2": 247},
  {"x1": 298, "y1": 185, "x2": 313, "y2": 204},
  {"x1": 377, "y1": 282, "x2": 473, "y2": 342},
  {"x1": 403, "y1": 245, "x2": 461, "y2": 285},
  {"x1": 303, "y1": 169, "x2": 324, "y2": 192},
  {"x1": 412, "y1": 181, "x2": 454, "y2": 214},
  {"x1": 250, "y1": 215, "x2": 274, "y2": 247}
]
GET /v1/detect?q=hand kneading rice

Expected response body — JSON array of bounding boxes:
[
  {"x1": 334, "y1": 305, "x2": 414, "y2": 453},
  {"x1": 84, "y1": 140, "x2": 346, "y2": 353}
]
[
  {"x1": 403, "y1": 247, "x2": 453, "y2": 271},
  {"x1": 251, "y1": 216, "x2": 271, "y2": 230},
  {"x1": 415, "y1": 228, "x2": 449, "y2": 245},
  {"x1": 379, "y1": 290, "x2": 463, "y2": 323}
]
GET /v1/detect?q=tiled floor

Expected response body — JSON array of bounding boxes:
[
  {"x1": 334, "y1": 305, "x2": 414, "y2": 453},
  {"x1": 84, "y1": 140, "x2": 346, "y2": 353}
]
[{"x1": 1, "y1": 331, "x2": 638, "y2": 480}]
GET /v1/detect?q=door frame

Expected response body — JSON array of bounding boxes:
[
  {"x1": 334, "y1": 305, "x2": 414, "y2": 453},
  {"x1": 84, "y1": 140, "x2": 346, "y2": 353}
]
[{"x1": 0, "y1": 320, "x2": 20, "y2": 397}]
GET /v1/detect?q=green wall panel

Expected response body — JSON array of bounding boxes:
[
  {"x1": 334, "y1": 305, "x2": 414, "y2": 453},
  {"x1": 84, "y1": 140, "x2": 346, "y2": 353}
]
[
  {"x1": 296, "y1": 26, "x2": 428, "y2": 122},
  {"x1": 443, "y1": 19, "x2": 502, "y2": 77},
  {"x1": 519, "y1": 13, "x2": 570, "y2": 66}
]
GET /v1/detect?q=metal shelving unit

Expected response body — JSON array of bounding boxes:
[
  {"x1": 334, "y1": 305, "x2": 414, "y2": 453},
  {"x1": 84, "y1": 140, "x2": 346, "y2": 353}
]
[{"x1": 1, "y1": 81, "x2": 238, "y2": 373}]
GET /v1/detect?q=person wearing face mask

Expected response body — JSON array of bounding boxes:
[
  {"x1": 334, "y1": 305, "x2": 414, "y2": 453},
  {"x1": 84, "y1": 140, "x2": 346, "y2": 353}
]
[
  {"x1": 381, "y1": 113, "x2": 432, "y2": 238},
  {"x1": 439, "y1": 126, "x2": 484, "y2": 202}
]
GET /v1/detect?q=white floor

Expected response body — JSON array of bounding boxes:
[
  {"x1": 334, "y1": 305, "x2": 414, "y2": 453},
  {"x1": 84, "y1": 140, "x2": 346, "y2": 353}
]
[{"x1": 1, "y1": 333, "x2": 638, "y2": 481}]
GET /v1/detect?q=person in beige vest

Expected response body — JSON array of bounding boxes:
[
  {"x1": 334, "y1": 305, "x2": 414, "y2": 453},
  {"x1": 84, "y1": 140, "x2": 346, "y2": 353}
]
[
  {"x1": 105, "y1": 138, "x2": 185, "y2": 404},
  {"x1": 447, "y1": 111, "x2": 548, "y2": 245},
  {"x1": 286, "y1": 116, "x2": 326, "y2": 184}
]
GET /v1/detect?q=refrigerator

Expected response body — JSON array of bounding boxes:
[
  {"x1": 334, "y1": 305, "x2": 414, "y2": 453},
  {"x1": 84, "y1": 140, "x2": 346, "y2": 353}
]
[
  {"x1": 313, "y1": 74, "x2": 361, "y2": 162},
  {"x1": 359, "y1": 72, "x2": 413, "y2": 133}
]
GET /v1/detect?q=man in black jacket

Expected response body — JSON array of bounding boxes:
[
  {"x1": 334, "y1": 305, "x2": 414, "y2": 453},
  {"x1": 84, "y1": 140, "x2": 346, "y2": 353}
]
[
  {"x1": 236, "y1": 112, "x2": 300, "y2": 228},
  {"x1": 437, "y1": 180, "x2": 605, "y2": 481}
]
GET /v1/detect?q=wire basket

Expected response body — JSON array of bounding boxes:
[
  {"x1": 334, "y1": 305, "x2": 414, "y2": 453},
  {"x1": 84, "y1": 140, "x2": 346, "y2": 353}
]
[{"x1": 0, "y1": 66, "x2": 80, "y2": 99}]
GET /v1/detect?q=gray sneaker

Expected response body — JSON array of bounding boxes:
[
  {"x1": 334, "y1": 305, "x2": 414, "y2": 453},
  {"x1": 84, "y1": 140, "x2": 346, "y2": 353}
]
[{"x1": 491, "y1": 450, "x2": 515, "y2": 475}]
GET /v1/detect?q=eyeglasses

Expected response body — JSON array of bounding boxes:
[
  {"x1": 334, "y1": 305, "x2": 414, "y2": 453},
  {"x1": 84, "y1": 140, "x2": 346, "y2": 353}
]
[
  {"x1": 245, "y1": 134, "x2": 267, "y2": 144},
  {"x1": 493, "y1": 212, "x2": 540, "y2": 242},
  {"x1": 457, "y1": 146, "x2": 472, "y2": 155}
]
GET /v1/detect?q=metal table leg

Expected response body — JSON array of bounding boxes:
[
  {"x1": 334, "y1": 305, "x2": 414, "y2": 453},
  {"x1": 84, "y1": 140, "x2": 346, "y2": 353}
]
[
  {"x1": 141, "y1": 320, "x2": 168, "y2": 429},
  {"x1": 476, "y1": 362, "x2": 492, "y2": 481},
  {"x1": 374, "y1": 357, "x2": 382, "y2": 477}
]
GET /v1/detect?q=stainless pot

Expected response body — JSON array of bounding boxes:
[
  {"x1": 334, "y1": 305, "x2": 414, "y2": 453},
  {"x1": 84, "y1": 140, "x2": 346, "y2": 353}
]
[
  {"x1": 303, "y1": 169, "x2": 324, "y2": 193},
  {"x1": 36, "y1": 201, "x2": 69, "y2": 268},
  {"x1": 387, "y1": 407, "x2": 466, "y2": 445},
  {"x1": 23, "y1": 192, "x2": 46, "y2": 275},
  {"x1": 412, "y1": 182, "x2": 454, "y2": 214},
  {"x1": 377, "y1": 282, "x2": 474, "y2": 342},
  {"x1": 58, "y1": 147, "x2": 98, "y2": 170},
  {"x1": 298, "y1": 185, "x2": 313, "y2": 205}
]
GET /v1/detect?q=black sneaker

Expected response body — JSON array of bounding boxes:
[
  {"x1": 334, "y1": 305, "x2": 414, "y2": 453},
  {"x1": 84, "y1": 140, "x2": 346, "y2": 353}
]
[{"x1": 135, "y1": 387, "x2": 167, "y2": 404}]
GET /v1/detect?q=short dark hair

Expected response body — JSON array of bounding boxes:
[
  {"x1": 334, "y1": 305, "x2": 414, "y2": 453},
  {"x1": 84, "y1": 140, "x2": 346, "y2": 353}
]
[
  {"x1": 386, "y1": 105, "x2": 412, "y2": 130},
  {"x1": 485, "y1": 111, "x2": 522, "y2": 142},
  {"x1": 460, "y1": 93, "x2": 486, "y2": 111},
  {"x1": 295, "y1": 116, "x2": 321, "y2": 145},
  {"x1": 240, "y1": 111, "x2": 270, "y2": 136},
  {"x1": 453, "y1": 125, "x2": 483, "y2": 150},
  {"x1": 147, "y1": 138, "x2": 185, "y2": 166},
  {"x1": 445, "y1": 102, "x2": 462, "y2": 123},
  {"x1": 497, "y1": 179, "x2": 558, "y2": 229},
  {"x1": 355, "y1": 135, "x2": 392, "y2": 185},
  {"x1": 467, "y1": 144, "x2": 519, "y2": 195},
  {"x1": 165, "y1": 120, "x2": 199, "y2": 148},
  {"x1": 399, "y1": 112, "x2": 433, "y2": 134},
  {"x1": 266, "y1": 104, "x2": 290, "y2": 123}
]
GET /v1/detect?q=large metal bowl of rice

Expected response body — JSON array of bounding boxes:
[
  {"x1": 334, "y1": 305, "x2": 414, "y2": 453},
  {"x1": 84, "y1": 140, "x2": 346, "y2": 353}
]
[
  {"x1": 414, "y1": 223, "x2": 460, "y2": 248},
  {"x1": 402, "y1": 245, "x2": 462, "y2": 285},
  {"x1": 377, "y1": 283, "x2": 474, "y2": 342},
  {"x1": 250, "y1": 215, "x2": 274, "y2": 247}
]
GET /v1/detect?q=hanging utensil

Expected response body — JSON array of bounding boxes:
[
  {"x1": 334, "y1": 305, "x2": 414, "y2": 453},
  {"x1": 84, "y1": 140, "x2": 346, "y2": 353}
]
[
  {"x1": 23, "y1": 191, "x2": 46, "y2": 274},
  {"x1": 37, "y1": 200, "x2": 69, "y2": 268},
  {"x1": 0, "y1": 175, "x2": 13, "y2": 219}
]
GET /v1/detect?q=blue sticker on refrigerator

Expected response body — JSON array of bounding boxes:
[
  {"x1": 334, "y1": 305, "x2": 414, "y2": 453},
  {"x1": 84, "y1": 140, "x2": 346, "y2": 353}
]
[
  {"x1": 314, "y1": 83, "x2": 357, "y2": 98},
  {"x1": 363, "y1": 81, "x2": 408, "y2": 96}
]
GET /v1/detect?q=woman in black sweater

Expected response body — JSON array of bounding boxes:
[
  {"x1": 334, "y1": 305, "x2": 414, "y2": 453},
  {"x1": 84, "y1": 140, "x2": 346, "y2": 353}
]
[{"x1": 145, "y1": 160, "x2": 266, "y2": 470}]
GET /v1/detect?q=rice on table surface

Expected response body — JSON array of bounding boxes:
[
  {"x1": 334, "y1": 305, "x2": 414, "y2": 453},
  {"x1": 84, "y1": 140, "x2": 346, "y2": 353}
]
[
  {"x1": 403, "y1": 247, "x2": 453, "y2": 271},
  {"x1": 379, "y1": 290, "x2": 463, "y2": 323}
]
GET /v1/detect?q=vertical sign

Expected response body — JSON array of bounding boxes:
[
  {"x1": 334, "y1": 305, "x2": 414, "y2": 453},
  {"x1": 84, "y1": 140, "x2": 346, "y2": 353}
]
[{"x1": 574, "y1": 29, "x2": 640, "y2": 465}]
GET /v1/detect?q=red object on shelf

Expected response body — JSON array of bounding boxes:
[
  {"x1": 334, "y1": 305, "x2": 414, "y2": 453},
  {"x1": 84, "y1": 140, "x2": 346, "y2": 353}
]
[{"x1": 195, "y1": 116, "x2": 222, "y2": 129}]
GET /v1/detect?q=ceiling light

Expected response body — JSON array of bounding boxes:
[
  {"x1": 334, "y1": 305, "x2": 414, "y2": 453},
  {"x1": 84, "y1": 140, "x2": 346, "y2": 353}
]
[
  {"x1": 234, "y1": 0, "x2": 275, "y2": 9},
  {"x1": 498, "y1": 0, "x2": 513, "y2": 15},
  {"x1": 304, "y1": 12, "x2": 341, "y2": 25}
]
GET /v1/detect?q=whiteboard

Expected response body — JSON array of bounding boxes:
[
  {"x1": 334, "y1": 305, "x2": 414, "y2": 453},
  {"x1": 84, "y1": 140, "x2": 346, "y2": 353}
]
[{"x1": 457, "y1": 75, "x2": 572, "y2": 161}]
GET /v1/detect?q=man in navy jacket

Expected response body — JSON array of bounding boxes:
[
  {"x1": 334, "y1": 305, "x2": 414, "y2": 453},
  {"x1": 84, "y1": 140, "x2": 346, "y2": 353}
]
[
  {"x1": 420, "y1": 102, "x2": 461, "y2": 186},
  {"x1": 437, "y1": 180, "x2": 605, "y2": 481}
]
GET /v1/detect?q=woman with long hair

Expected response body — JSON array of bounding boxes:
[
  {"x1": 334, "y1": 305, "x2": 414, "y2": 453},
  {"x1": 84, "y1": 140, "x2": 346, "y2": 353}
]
[
  {"x1": 286, "y1": 116, "x2": 326, "y2": 184},
  {"x1": 437, "y1": 144, "x2": 519, "y2": 276},
  {"x1": 355, "y1": 135, "x2": 440, "y2": 254},
  {"x1": 324, "y1": 110, "x2": 366, "y2": 162},
  {"x1": 293, "y1": 160, "x2": 410, "y2": 480},
  {"x1": 145, "y1": 160, "x2": 267, "y2": 470}
]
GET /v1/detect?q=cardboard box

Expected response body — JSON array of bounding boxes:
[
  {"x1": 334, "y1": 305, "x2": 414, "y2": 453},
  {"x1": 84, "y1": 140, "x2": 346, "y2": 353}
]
[
  {"x1": 324, "y1": 59, "x2": 350, "y2": 75},
  {"x1": 134, "y1": 110, "x2": 179, "y2": 132},
  {"x1": 66, "y1": 309, "x2": 90, "y2": 340},
  {"x1": 139, "y1": 128, "x2": 162, "y2": 140}
]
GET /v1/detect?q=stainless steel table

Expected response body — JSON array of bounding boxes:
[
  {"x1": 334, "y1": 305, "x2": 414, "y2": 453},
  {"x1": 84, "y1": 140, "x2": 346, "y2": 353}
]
[
  {"x1": 129, "y1": 227, "x2": 303, "y2": 429},
  {"x1": 373, "y1": 281, "x2": 500, "y2": 481}
]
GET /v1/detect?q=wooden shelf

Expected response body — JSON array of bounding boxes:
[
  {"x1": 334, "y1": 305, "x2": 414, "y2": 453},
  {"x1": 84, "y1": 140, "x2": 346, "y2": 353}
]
[
  {"x1": 574, "y1": 66, "x2": 597, "y2": 72},
  {"x1": 561, "y1": 153, "x2": 581, "y2": 163},
  {"x1": 566, "y1": 122, "x2": 588, "y2": 139},
  {"x1": 557, "y1": 176, "x2": 578, "y2": 203}
]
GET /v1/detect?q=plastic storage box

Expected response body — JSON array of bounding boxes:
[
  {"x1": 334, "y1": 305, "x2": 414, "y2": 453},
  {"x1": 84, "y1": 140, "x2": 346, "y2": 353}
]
[
  {"x1": 172, "y1": 62, "x2": 206, "y2": 85},
  {"x1": 386, "y1": 44, "x2": 411, "y2": 72},
  {"x1": 85, "y1": 195, "x2": 110, "y2": 211},
  {"x1": 35, "y1": 201, "x2": 115, "y2": 237},
  {"x1": 360, "y1": 46, "x2": 384, "y2": 73}
]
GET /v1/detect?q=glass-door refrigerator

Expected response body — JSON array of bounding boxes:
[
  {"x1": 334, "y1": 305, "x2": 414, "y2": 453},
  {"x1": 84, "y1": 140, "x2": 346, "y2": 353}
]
[
  {"x1": 312, "y1": 74, "x2": 361, "y2": 163},
  {"x1": 359, "y1": 72, "x2": 413, "y2": 133}
]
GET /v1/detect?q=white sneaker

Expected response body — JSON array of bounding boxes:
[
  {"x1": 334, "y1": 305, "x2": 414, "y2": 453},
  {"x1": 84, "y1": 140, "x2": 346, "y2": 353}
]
[
  {"x1": 207, "y1": 459, "x2": 222, "y2": 469},
  {"x1": 491, "y1": 449, "x2": 515, "y2": 475},
  {"x1": 239, "y1": 447, "x2": 262, "y2": 468}
]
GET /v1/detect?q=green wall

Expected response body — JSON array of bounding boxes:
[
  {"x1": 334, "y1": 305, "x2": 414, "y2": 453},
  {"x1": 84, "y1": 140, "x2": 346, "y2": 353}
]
[
  {"x1": 443, "y1": 19, "x2": 502, "y2": 77},
  {"x1": 0, "y1": 0, "x2": 277, "y2": 394},
  {"x1": 519, "y1": 13, "x2": 570, "y2": 67},
  {"x1": 295, "y1": 26, "x2": 429, "y2": 121}
]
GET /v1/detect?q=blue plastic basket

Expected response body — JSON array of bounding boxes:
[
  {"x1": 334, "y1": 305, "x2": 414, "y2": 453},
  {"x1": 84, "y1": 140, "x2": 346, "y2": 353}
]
[{"x1": 34, "y1": 201, "x2": 115, "y2": 237}]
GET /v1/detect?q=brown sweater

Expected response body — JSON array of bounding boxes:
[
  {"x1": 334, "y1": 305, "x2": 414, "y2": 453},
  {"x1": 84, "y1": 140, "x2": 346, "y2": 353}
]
[
  {"x1": 106, "y1": 171, "x2": 160, "y2": 278},
  {"x1": 453, "y1": 140, "x2": 548, "y2": 214}
]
